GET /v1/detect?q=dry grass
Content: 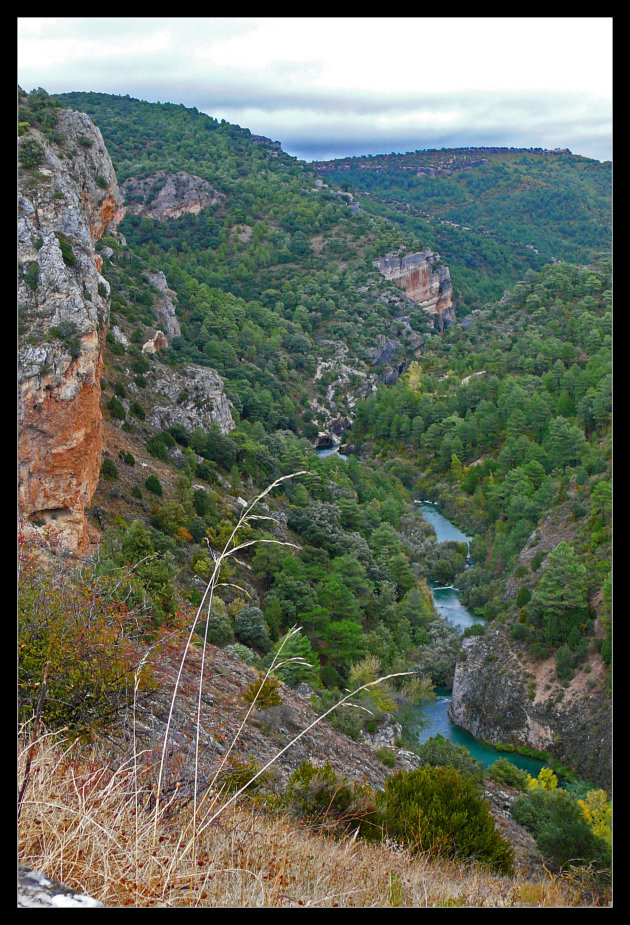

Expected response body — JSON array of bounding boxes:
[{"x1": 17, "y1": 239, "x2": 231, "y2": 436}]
[{"x1": 18, "y1": 731, "x2": 596, "y2": 908}]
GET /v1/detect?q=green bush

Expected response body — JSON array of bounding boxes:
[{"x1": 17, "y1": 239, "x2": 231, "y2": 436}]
[
  {"x1": 100, "y1": 458, "x2": 119, "y2": 481},
  {"x1": 50, "y1": 320, "x2": 81, "y2": 358},
  {"x1": 242, "y1": 672, "x2": 282, "y2": 709},
  {"x1": 56, "y1": 233, "x2": 77, "y2": 267},
  {"x1": 24, "y1": 262, "x2": 39, "y2": 291},
  {"x1": 377, "y1": 766, "x2": 514, "y2": 874},
  {"x1": 107, "y1": 396, "x2": 126, "y2": 420},
  {"x1": 145, "y1": 475, "x2": 163, "y2": 496},
  {"x1": 486, "y1": 757, "x2": 530, "y2": 791},
  {"x1": 413, "y1": 733, "x2": 484, "y2": 787},
  {"x1": 18, "y1": 535, "x2": 153, "y2": 740},
  {"x1": 510, "y1": 788, "x2": 610, "y2": 870},
  {"x1": 19, "y1": 136, "x2": 45, "y2": 168},
  {"x1": 234, "y1": 606, "x2": 272, "y2": 653},
  {"x1": 129, "y1": 400, "x2": 146, "y2": 420},
  {"x1": 198, "y1": 609, "x2": 235, "y2": 647}
]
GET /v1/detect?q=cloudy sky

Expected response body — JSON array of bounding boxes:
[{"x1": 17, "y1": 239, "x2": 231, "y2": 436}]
[{"x1": 17, "y1": 17, "x2": 613, "y2": 162}]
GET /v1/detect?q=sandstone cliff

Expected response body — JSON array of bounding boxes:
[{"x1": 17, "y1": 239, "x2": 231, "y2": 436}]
[
  {"x1": 449, "y1": 625, "x2": 612, "y2": 790},
  {"x1": 374, "y1": 250, "x2": 455, "y2": 327},
  {"x1": 18, "y1": 108, "x2": 123, "y2": 552}
]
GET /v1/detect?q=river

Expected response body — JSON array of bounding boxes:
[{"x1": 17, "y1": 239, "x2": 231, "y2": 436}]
[
  {"x1": 316, "y1": 446, "x2": 348, "y2": 461},
  {"x1": 412, "y1": 501, "x2": 550, "y2": 777}
]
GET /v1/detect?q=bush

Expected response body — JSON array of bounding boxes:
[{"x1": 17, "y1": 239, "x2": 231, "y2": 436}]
[
  {"x1": 198, "y1": 609, "x2": 235, "y2": 647},
  {"x1": 286, "y1": 760, "x2": 379, "y2": 839},
  {"x1": 18, "y1": 534, "x2": 154, "y2": 740},
  {"x1": 19, "y1": 136, "x2": 45, "y2": 168},
  {"x1": 234, "y1": 606, "x2": 272, "y2": 653},
  {"x1": 100, "y1": 458, "x2": 119, "y2": 481},
  {"x1": 242, "y1": 672, "x2": 282, "y2": 709},
  {"x1": 377, "y1": 766, "x2": 514, "y2": 875},
  {"x1": 145, "y1": 475, "x2": 163, "y2": 496},
  {"x1": 24, "y1": 262, "x2": 39, "y2": 291},
  {"x1": 107, "y1": 396, "x2": 126, "y2": 420},
  {"x1": 413, "y1": 734, "x2": 484, "y2": 788},
  {"x1": 56, "y1": 233, "x2": 77, "y2": 267},
  {"x1": 486, "y1": 757, "x2": 530, "y2": 791},
  {"x1": 129, "y1": 400, "x2": 146, "y2": 420},
  {"x1": 510, "y1": 788, "x2": 610, "y2": 870}
]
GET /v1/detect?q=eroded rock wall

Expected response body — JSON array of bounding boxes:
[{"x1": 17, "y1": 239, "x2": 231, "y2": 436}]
[
  {"x1": 449, "y1": 626, "x2": 612, "y2": 790},
  {"x1": 18, "y1": 109, "x2": 122, "y2": 552},
  {"x1": 374, "y1": 249, "x2": 455, "y2": 326}
]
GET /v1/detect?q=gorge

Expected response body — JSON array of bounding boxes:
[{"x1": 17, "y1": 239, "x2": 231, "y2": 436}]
[{"x1": 18, "y1": 87, "x2": 612, "y2": 903}]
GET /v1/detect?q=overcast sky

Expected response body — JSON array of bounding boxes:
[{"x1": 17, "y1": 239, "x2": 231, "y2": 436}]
[{"x1": 17, "y1": 17, "x2": 613, "y2": 162}]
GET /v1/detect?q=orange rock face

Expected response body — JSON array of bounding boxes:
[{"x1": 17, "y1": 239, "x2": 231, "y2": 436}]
[{"x1": 18, "y1": 341, "x2": 105, "y2": 553}]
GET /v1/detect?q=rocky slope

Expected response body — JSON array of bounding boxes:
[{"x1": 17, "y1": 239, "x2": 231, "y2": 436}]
[{"x1": 18, "y1": 108, "x2": 123, "y2": 552}]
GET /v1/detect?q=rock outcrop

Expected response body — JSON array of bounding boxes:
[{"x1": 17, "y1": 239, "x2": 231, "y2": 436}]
[
  {"x1": 449, "y1": 625, "x2": 612, "y2": 790},
  {"x1": 17, "y1": 866, "x2": 105, "y2": 908},
  {"x1": 120, "y1": 171, "x2": 225, "y2": 221},
  {"x1": 147, "y1": 271, "x2": 182, "y2": 344},
  {"x1": 374, "y1": 250, "x2": 455, "y2": 327},
  {"x1": 147, "y1": 364, "x2": 235, "y2": 436},
  {"x1": 18, "y1": 108, "x2": 122, "y2": 552}
]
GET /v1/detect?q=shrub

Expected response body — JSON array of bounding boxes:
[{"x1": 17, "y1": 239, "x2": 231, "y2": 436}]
[
  {"x1": 242, "y1": 672, "x2": 282, "y2": 709},
  {"x1": 56, "y1": 233, "x2": 77, "y2": 267},
  {"x1": 100, "y1": 458, "x2": 119, "y2": 481},
  {"x1": 510, "y1": 788, "x2": 610, "y2": 870},
  {"x1": 198, "y1": 609, "x2": 235, "y2": 648},
  {"x1": 18, "y1": 534, "x2": 154, "y2": 740},
  {"x1": 129, "y1": 400, "x2": 146, "y2": 420},
  {"x1": 24, "y1": 262, "x2": 39, "y2": 291},
  {"x1": 412, "y1": 734, "x2": 484, "y2": 788},
  {"x1": 145, "y1": 475, "x2": 163, "y2": 496},
  {"x1": 19, "y1": 136, "x2": 45, "y2": 168},
  {"x1": 107, "y1": 396, "x2": 126, "y2": 420},
  {"x1": 234, "y1": 606, "x2": 272, "y2": 653},
  {"x1": 377, "y1": 766, "x2": 514, "y2": 875},
  {"x1": 486, "y1": 758, "x2": 530, "y2": 791},
  {"x1": 287, "y1": 760, "x2": 379, "y2": 839},
  {"x1": 50, "y1": 320, "x2": 81, "y2": 358}
]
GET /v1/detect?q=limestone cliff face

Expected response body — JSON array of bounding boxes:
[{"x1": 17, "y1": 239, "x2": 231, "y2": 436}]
[
  {"x1": 449, "y1": 626, "x2": 612, "y2": 790},
  {"x1": 374, "y1": 250, "x2": 455, "y2": 327},
  {"x1": 18, "y1": 109, "x2": 122, "y2": 552},
  {"x1": 120, "y1": 171, "x2": 225, "y2": 221}
]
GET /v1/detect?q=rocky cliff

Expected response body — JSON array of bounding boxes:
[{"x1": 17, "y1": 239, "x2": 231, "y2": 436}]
[
  {"x1": 374, "y1": 250, "x2": 455, "y2": 327},
  {"x1": 18, "y1": 108, "x2": 123, "y2": 552},
  {"x1": 120, "y1": 171, "x2": 225, "y2": 221},
  {"x1": 449, "y1": 625, "x2": 612, "y2": 790}
]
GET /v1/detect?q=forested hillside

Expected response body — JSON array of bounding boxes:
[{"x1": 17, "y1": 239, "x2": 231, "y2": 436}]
[{"x1": 313, "y1": 147, "x2": 612, "y2": 310}]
